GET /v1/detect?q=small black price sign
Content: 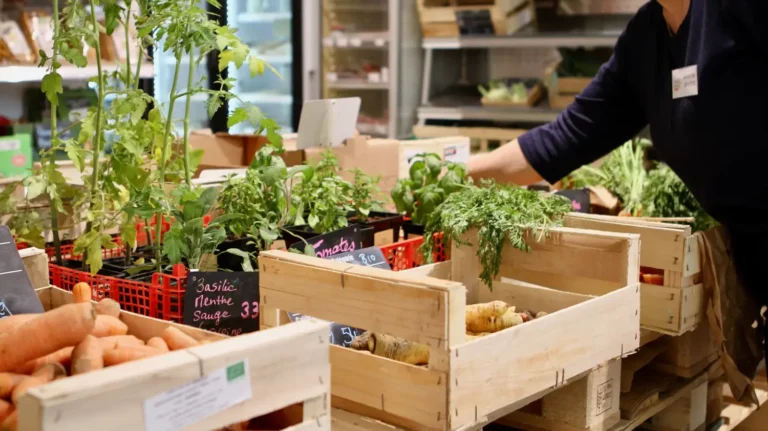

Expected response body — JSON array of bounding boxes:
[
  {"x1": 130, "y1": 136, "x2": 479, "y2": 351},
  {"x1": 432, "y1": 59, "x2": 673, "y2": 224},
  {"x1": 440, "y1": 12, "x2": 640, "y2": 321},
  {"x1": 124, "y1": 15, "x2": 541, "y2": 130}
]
[
  {"x1": 289, "y1": 225, "x2": 365, "y2": 257},
  {"x1": 556, "y1": 189, "x2": 591, "y2": 213},
  {"x1": 0, "y1": 226, "x2": 43, "y2": 318},
  {"x1": 182, "y1": 272, "x2": 260, "y2": 336},
  {"x1": 288, "y1": 246, "x2": 391, "y2": 347}
]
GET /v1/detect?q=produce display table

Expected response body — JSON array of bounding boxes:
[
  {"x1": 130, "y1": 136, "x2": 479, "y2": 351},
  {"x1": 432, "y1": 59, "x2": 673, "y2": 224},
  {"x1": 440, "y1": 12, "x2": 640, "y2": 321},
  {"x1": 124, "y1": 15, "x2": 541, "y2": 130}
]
[{"x1": 259, "y1": 225, "x2": 641, "y2": 431}]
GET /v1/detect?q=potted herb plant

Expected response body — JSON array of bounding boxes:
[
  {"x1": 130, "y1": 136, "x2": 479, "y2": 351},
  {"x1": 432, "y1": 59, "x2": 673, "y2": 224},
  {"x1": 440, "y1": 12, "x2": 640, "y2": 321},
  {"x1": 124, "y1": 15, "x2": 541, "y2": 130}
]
[{"x1": 391, "y1": 153, "x2": 470, "y2": 238}]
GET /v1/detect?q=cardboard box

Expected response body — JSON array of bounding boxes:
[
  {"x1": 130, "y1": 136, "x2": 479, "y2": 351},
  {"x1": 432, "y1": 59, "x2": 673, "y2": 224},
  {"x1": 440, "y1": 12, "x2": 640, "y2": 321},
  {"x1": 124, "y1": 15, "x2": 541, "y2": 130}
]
[
  {"x1": 188, "y1": 131, "x2": 304, "y2": 174},
  {"x1": 304, "y1": 135, "x2": 471, "y2": 203}
]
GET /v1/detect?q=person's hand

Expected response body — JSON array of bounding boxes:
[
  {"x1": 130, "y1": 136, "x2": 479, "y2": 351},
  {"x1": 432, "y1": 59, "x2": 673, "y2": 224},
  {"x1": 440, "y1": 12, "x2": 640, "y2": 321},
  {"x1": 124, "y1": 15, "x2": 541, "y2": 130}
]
[{"x1": 467, "y1": 139, "x2": 543, "y2": 186}]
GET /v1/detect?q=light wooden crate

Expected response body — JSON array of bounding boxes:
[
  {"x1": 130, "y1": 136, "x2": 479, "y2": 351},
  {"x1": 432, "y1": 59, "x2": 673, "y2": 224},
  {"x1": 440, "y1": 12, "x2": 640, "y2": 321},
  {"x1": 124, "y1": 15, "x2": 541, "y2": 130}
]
[
  {"x1": 563, "y1": 214, "x2": 703, "y2": 336},
  {"x1": 19, "y1": 287, "x2": 331, "y2": 431},
  {"x1": 259, "y1": 226, "x2": 640, "y2": 431},
  {"x1": 417, "y1": 0, "x2": 534, "y2": 37}
]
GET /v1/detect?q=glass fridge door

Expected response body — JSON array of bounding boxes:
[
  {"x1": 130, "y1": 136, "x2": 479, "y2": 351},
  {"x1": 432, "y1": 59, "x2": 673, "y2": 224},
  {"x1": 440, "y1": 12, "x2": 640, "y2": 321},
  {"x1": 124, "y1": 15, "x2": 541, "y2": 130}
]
[
  {"x1": 153, "y1": 0, "x2": 211, "y2": 135},
  {"x1": 227, "y1": 0, "x2": 294, "y2": 134}
]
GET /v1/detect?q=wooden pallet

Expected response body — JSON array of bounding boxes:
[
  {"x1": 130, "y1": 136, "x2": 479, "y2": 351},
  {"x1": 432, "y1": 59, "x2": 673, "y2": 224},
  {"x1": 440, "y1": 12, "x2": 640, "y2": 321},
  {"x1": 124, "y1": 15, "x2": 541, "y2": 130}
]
[
  {"x1": 260, "y1": 226, "x2": 640, "y2": 431},
  {"x1": 417, "y1": 0, "x2": 535, "y2": 37},
  {"x1": 19, "y1": 287, "x2": 332, "y2": 431},
  {"x1": 563, "y1": 214, "x2": 704, "y2": 336}
]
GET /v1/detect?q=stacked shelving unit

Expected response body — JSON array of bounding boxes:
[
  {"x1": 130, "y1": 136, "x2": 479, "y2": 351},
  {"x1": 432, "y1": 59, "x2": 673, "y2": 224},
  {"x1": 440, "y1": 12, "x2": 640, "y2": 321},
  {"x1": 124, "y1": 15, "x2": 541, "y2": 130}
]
[{"x1": 320, "y1": 0, "x2": 422, "y2": 139}]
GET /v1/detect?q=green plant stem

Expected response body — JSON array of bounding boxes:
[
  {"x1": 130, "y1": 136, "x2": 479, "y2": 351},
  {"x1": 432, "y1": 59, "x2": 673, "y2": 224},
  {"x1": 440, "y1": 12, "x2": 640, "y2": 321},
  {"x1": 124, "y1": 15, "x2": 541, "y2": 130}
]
[
  {"x1": 124, "y1": 0, "x2": 132, "y2": 86},
  {"x1": 83, "y1": 0, "x2": 107, "y2": 271},
  {"x1": 49, "y1": 0, "x2": 63, "y2": 264},
  {"x1": 182, "y1": 49, "x2": 195, "y2": 187},
  {"x1": 154, "y1": 50, "x2": 183, "y2": 271}
]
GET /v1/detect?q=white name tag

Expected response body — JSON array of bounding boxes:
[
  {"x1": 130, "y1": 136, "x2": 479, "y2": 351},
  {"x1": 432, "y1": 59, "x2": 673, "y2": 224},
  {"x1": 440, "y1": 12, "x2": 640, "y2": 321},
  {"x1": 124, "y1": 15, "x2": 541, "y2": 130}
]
[{"x1": 672, "y1": 65, "x2": 698, "y2": 99}]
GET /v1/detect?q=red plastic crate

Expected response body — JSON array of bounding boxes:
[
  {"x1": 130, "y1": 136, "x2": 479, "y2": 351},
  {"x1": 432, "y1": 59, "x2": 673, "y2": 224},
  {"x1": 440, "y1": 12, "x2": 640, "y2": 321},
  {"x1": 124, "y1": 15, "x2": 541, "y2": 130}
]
[
  {"x1": 48, "y1": 263, "x2": 188, "y2": 321},
  {"x1": 379, "y1": 234, "x2": 447, "y2": 271}
]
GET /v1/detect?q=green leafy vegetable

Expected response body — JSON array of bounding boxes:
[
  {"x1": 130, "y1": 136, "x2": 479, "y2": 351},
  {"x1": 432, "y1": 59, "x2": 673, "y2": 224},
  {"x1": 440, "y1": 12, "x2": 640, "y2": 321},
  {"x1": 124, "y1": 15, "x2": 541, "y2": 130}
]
[
  {"x1": 392, "y1": 153, "x2": 470, "y2": 226},
  {"x1": 421, "y1": 180, "x2": 573, "y2": 290}
]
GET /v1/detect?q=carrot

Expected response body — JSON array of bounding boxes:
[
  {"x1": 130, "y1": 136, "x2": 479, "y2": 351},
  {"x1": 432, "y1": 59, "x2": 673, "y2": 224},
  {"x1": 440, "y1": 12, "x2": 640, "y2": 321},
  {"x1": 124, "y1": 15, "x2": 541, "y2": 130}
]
[
  {"x1": 368, "y1": 333, "x2": 429, "y2": 365},
  {"x1": 0, "y1": 401, "x2": 11, "y2": 424},
  {"x1": 162, "y1": 327, "x2": 198, "y2": 350},
  {"x1": 71, "y1": 335, "x2": 104, "y2": 376},
  {"x1": 0, "y1": 374, "x2": 25, "y2": 400},
  {"x1": 103, "y1": 346, "x2": 162, "y2": 366},
  {"x1": 11, "y1": 364, "x2": 66, "y2": 404},
  {"x1": 15, "y1": 347, "x2": 74, "y2": 375},
  {"x1": 146, "y1": 337, "x2": 169, "y2": 352},
  {"x1": 91, "y1": 315, "x2": 128, "y2": 337},
  {"x1": 0, "y1": 303, "x2": 96, "y2": 373},
  {"x1": 641, "y1": 274, "x2": 665, "y2": 286},
  {"x1": 98, "y1": 335, "x2": 143, "y2": 350},
  {"x1": 0, "y1": 316, "x2": 38, "y2": 334},
  {"x1": 72, "y1": 282, "x2": 92, "y2": 304},
  {"x1": 0, "y1": 409, "x2": 16, "y2": 431},
  {"x1": 95, "y1": 298, "x2": 121, "y2": 318}
]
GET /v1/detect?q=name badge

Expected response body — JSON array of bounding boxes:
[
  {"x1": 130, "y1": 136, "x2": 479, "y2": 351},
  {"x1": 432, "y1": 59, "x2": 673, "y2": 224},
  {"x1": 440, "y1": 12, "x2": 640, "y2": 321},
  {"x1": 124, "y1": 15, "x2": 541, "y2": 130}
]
[{"x1": 672, "y1": 65, "x2": 698, "y2": 99}]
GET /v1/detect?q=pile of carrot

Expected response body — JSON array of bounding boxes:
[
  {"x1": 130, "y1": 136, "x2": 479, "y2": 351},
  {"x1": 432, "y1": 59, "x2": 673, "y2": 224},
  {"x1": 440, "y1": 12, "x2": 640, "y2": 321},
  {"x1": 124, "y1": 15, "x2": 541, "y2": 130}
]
[{"x1": 0, "y1": 283, "x2": 209, "y2": 431}]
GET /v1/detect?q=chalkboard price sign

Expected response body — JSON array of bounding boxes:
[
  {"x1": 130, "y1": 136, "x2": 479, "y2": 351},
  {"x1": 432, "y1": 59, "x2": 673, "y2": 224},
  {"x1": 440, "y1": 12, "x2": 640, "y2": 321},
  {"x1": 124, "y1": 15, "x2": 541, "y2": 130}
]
[
  {"x1": 556, "y1": 189, "x2": 591, "y2": 214},
  {"x1": 182, "y1": 272, "x2": 260, "y2": 336},
  {"x1": 326, "y1": 247, "x2": 390, "y2": 270},
  {"x1": 289, "y1": 224, "x2": 365, "y2": 257},
  {"x1": 287, "y1": 312, "x2": 365, "y2": 348},
  {"x1": 0, "y1": 226, "x2": 43, "y2": 317}
]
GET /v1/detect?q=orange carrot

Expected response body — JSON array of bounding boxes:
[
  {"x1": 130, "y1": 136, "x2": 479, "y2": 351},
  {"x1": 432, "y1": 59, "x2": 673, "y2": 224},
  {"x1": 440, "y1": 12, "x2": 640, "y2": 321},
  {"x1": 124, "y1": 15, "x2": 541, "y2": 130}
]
[
  {"x1": 11, "y1": 364, "x2": 66, "y2": 404},
  {"x1": 103, "y1": 346, "x2": 162, "y2": 366},
  {"x1": 91, "y1": 315, "x2": 128, "y2": 337},
  {"x1": 98, "y1": 335, "x2": 143, "y2": 350},
  {"x1": 162, "y1": 327, "x2": 199, "y2": 351},
  {"x1": 146, "y1": 337, "x2": 169, "y2": 352},
  {"x1": 0, "y1": 316, "x2": 38, "y2": 334},
  {"x1": 641, "y1": 274, "x2": 665, "y2": 286},
  {"x1": 0, "y1": 401, "x2": 11, "y2": 424},
  {"x1": 95, "y1": 298, "x2": 121, "y2": 318},
  {"x1": 72, "y1": 282, "x2": 92, "y2": 304},
  {"x1": 0, "y1": 409, "x2": 16, "y2": 431},
  {"x1": 15, "y1": 347, "x2": 74, "y2": 375},
  {"x1": 0, "y1": 374, "x2": 25, "y2": 400},
  {"x1": 71, "y1": 335, "x2": 104, "y2": 376},
  {"x1": 0, "y1": 303, "x2": 96, "y2": 373}
]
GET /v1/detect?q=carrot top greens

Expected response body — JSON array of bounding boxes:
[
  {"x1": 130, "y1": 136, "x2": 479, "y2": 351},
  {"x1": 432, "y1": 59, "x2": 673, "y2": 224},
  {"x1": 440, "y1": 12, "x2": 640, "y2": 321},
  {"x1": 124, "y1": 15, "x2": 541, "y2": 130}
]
[{"x1": 421, "y1": 180, "x2": 573, "y2": 290}]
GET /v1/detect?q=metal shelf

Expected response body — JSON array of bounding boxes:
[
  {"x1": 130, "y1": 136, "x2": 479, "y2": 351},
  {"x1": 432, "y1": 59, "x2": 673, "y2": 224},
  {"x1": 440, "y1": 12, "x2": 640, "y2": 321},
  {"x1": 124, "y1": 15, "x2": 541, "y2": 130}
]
[
  {"x1": 422, "y1": 17, "x2": 628, "y2": 49},
  {"x1": 417, "y1": 105, "x2": 561, "y2": 124},
  {"x1": 0, "y1": 63, "x2": 154, "y2": 84},
  {"x1": 327, "y1": 80, "x2": 389, "y2": 90},
  {"x1": 238, "y1": 12, "x2": 292, "y2": 23},
  {"x1": 240, "y1": 92, "x2": 293, "y2": 104}
]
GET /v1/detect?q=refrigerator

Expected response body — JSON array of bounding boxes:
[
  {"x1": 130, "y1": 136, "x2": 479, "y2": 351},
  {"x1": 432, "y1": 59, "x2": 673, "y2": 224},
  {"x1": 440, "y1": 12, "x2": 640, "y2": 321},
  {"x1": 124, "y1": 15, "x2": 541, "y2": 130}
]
[{"x1": 153, "y1": 0, "x2": 304, "y2": 135}]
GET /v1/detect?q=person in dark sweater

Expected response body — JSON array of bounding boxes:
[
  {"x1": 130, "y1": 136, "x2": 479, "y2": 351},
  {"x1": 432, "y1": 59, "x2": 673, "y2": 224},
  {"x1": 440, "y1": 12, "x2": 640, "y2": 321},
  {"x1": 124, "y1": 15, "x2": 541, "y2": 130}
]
[{"x1": 469, "y1": 0, "x2": 768, "y2": 358}]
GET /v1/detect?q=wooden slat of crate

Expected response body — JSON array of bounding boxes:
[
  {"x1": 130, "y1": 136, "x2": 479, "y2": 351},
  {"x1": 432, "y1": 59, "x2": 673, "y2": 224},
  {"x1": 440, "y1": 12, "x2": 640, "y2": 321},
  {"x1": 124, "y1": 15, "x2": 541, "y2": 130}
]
[
  {"x1": 260, "y1": 225, "x2": 640, "y2": 431},
  {"x1": 563, "y1": 214, "x2": 704, "y2": 336},
  {"x1": 20, "y1": 287, "x2": 332, "y2": 431},
  {"x1": 417, "y1": 0, "x2": 508, "y2": 37}
]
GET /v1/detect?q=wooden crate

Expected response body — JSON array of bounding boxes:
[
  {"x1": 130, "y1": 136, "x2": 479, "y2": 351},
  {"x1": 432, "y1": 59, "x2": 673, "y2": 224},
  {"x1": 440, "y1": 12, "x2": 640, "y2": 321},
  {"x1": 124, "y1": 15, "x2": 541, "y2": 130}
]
[
  {"x1": 417, "y1": 0, "x2": 534, "y2": 37},
  {"x1": 563, "y1": 214, "x2": 704, "y2": 336},
  {"x1": 499, "y1": 359, "x2": 622, "y2": 431},
  {"x1": 18, "y1": 287, "x2": 331, "y2": 431},
  {"x1": 259, "y1": 225, "x2": 641, "y2": 431}
]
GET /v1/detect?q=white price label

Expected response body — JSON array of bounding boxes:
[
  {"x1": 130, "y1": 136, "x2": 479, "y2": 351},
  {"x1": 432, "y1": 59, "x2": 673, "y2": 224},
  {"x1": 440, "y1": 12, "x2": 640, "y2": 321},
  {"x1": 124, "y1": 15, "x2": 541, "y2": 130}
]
[
  {"x1": 444, "y1": 145, "x2": 470, "y2": 164},
  {"x1": 336, "y1": 38, "x2": 349, "y2": 47},
  {"x1": 350, "y1": 38, "x2": 362, "y2": 47},
  {"x1": 374, "y1": 38, "x2": 385, "y2": 47},
  {"x1": 144, "y1": 360, "x2": 252, "y2": 431},
  {"x1": 367, "y1": 72, "x2": 381, "y2": 83},
  {"x1": 0, "y1": 140, "x2": 21, "y2": 151}
]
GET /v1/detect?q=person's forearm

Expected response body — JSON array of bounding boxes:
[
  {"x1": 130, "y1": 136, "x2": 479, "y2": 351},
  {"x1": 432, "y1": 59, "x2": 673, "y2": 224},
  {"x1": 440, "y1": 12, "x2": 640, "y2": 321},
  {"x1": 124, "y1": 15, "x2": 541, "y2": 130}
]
[{"x1": 467, "y1": 139, "x2": 543, "y2": 186}]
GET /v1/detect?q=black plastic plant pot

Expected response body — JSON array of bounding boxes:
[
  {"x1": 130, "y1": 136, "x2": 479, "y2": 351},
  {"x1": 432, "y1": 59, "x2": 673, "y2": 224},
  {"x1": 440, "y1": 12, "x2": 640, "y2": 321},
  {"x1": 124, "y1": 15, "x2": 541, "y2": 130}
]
[
  {"x1": 347, "y1": 211, "x2": 405, "y2": 244},
  {"x1": 402, "y1": 220, "x2": 426, "y2": 239},
  {"x1": 216, "y1": 236, "x2": 260, "y2": 272}
]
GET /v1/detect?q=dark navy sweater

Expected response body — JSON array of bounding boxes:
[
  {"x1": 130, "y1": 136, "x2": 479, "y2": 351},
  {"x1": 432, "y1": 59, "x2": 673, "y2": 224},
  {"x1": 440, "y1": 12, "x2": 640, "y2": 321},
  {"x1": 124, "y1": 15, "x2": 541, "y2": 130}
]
[{"x1": 520, "y1": 0, "x2": 768, "y2": 237}]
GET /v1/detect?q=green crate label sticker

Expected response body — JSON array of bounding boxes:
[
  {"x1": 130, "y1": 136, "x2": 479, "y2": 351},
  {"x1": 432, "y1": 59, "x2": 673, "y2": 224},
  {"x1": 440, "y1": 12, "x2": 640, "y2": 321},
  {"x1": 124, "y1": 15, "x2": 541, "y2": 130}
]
[
  {"x1": 227, "y1": 361, "x2": 245, "y2": 382},
  {"x1": 144, "y1": 358, "x2": 252, "y2": 431}
]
